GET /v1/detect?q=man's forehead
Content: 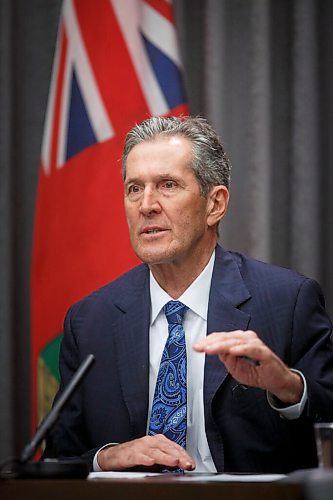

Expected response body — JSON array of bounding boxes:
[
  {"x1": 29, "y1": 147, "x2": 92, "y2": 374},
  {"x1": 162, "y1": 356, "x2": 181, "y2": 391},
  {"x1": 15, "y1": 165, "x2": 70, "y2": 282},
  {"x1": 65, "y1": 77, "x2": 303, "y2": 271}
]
[
  {"x1": 126, "y1": 135, "x2": 192, "y2": 165},
  {"x1": 132, "y1": 133, "x2": 191, "y2": 152}
]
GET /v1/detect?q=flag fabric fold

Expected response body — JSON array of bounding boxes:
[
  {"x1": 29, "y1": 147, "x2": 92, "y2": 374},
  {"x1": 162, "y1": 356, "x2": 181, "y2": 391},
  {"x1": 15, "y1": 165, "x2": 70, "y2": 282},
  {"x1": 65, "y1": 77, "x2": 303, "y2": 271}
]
[{"x1": 31, "y1": 0, "x2": 188, "y2": 430}]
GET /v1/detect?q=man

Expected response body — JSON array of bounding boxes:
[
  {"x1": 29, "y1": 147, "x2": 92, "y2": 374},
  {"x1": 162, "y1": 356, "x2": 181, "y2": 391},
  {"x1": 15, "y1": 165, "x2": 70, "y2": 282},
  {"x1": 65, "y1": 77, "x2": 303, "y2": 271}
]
[{"x1": 45, "y1": 116, "x2": 333, "y2": 474}]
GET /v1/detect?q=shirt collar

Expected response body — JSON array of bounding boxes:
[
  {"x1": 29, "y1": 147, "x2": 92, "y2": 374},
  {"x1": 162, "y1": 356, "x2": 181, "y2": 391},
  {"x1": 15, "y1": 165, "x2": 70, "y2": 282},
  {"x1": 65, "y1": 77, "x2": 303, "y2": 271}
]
[{"x1": 150, "y1": 250, "x2": 216, "y2": 325}]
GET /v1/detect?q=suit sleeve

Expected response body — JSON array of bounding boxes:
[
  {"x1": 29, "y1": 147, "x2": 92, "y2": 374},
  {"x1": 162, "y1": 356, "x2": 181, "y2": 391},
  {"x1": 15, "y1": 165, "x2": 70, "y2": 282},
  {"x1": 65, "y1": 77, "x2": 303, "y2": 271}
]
[{"x1": 290, "y1": 278, "x2": 333, "y2": 421}]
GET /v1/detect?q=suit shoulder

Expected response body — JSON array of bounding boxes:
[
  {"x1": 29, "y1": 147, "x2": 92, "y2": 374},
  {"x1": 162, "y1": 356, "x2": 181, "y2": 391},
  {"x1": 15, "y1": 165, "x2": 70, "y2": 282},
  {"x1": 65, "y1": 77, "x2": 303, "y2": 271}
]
[
  {"x1": 227, "y1": 249, "x2": 320, "y2": 292},
  {"x1": 68, "y1": 263, "x2": 149, "y2": 314},
  {"x1": 217, "y1": 249, "x2": 328, "y2": 320}
]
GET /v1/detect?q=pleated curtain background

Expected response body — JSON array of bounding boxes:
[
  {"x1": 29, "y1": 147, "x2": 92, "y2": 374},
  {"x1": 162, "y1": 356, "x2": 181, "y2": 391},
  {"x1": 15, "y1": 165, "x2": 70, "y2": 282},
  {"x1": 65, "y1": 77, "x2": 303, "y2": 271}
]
[{"x1": 1, "y1": 0, "x2": 333, "y2": 461}]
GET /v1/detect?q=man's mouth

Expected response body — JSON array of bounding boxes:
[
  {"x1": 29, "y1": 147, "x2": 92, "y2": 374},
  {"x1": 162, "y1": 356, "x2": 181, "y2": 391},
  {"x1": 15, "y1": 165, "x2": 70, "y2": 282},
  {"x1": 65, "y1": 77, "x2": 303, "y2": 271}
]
[{"x1": 141, "y1": 227, "x2": 166, "y2": 235}]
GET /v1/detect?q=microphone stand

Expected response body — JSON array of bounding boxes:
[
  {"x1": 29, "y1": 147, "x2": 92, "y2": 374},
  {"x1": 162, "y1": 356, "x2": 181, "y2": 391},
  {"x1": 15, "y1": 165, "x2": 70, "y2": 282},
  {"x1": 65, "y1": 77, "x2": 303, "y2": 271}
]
[{"x1": 1, "y1": 354, "x2": 95, "y2": 479}]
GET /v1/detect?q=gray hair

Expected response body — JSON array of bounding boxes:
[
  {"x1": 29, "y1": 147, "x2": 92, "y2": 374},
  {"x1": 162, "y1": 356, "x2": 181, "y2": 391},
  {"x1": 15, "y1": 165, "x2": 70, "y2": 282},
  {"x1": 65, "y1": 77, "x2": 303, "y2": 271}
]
[{"x1": 122, "y1": 116, "x2": 231, "y2": 197}]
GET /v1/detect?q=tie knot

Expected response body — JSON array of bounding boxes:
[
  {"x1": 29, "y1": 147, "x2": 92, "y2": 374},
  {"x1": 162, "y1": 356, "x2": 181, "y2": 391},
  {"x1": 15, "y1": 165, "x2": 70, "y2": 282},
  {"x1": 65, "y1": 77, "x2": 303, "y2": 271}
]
[{"x1": 164, "y1": 300, "x2": 188, "y2": 325}]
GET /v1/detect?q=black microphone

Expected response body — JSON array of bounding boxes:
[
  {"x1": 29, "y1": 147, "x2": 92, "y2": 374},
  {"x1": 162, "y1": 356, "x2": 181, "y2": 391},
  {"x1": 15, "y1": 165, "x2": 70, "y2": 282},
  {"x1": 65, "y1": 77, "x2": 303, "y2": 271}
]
[
  {"x1": 20, "y1": 353, "x2": 95, "y2": 463},
  {"x1": 0, "y1": 354, "x2": 95, "y2": 479}
]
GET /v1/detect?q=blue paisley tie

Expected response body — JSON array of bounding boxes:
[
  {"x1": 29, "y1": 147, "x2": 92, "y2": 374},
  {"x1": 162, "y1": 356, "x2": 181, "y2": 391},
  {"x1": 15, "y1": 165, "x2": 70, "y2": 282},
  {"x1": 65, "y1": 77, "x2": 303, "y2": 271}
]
[{"x1": 148, "y1": 300, "x2": 188, "y2": 449}]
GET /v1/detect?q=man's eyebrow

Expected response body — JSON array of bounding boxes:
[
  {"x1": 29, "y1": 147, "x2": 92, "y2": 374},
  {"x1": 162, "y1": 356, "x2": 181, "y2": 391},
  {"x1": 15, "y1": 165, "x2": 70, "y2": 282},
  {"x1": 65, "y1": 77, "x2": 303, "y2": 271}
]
[
  {"x1": 125, "y1": 173, "x2": 182, "y2": 184},
  {"x1": 124, "y1": 176, "x2": 146, "y2": 186},
  {"x1": 124, "y1": 177, "x2": 139, "y2": 185},
  {"x1": 157, "y1": 173, "x2": 181, "y2": 179}
]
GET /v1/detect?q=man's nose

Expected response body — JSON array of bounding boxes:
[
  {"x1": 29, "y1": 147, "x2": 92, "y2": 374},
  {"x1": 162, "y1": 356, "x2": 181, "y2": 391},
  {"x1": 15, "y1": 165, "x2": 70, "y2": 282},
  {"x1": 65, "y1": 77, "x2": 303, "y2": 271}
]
[{"x1": 139, "y1": 188, "x2": 161, "y2": 216}]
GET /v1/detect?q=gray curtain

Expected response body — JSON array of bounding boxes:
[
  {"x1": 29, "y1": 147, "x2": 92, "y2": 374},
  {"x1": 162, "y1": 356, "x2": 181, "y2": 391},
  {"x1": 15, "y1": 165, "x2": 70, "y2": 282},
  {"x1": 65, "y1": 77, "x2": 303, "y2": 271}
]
[
  {"x1": 1, "y1": 0, "x2": 332, "y2": 462},
  {"x1": 0, "y1": 0, "x2": 62, "y2": 462}
]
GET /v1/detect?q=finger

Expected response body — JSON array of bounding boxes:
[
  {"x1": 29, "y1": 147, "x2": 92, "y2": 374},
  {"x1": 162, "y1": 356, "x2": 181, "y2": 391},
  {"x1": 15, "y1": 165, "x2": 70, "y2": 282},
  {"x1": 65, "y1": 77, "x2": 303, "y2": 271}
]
[
  {"x1": 193, "y1": 336, "x2": 233, "y2": 353},
  {"x1": 228, "y1": 342, "x2": 270, "y2": 362},
  {"x1": 193, "y1": 331, "x2": 226, "y2": 351},
  {"x1": 133, "y1": 435, "x2": 195, "y2": 470},
  {"x1": 194, "y1": 337, "x2": 247, "y2": 355},
  {"x1": 147, "y1": 447, "x2": 195, "y2": 470},
  {"x1": 150, "y1": 435, "x2": 195, "y2": 470},
  {"x1": 193, "y1": 330, "x2": 259, "y2": 351}
]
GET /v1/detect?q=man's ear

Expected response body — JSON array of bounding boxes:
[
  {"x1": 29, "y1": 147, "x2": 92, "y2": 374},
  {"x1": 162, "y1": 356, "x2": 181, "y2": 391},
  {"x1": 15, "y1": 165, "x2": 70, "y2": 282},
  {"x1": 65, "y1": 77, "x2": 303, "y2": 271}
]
[{"x1": 207, "y1": 186, "x2": 229, "y2": 227}]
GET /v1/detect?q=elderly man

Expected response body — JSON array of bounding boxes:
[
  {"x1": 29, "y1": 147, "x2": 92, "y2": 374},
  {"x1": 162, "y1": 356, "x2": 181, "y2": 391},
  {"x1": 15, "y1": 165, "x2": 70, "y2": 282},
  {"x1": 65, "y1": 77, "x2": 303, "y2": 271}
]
[{"x1": 45, "y1": 116, "x2": 333, "y2": 474}]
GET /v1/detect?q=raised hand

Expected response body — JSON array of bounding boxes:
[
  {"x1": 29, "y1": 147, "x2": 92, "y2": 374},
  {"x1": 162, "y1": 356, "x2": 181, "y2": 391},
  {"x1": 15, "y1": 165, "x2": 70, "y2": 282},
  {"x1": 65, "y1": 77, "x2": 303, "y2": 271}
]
[{"x1": 193, "y1": 330, "x2": 303, "y2": 404}]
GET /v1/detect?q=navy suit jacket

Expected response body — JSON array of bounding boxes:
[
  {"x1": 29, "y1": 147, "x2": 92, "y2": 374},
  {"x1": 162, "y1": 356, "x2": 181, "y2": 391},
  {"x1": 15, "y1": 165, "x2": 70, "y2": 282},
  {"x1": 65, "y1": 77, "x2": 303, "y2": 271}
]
[{"x1": 45, "y1": 246, "x2": 333, "y2": 473}]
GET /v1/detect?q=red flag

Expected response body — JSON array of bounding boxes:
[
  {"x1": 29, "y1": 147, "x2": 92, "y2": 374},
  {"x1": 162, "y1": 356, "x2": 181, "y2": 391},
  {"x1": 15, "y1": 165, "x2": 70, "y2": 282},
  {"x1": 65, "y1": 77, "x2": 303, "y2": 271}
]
[{"x1": 31, "y1": 0, "x2": 188, "y2": 429}]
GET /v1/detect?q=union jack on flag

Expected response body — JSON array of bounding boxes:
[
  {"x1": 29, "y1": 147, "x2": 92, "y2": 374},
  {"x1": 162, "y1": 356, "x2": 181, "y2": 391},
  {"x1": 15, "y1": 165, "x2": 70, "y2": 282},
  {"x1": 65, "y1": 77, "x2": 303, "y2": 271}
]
[{"x1": 31, "y1": 0, "x2": 187, "y2": 432}]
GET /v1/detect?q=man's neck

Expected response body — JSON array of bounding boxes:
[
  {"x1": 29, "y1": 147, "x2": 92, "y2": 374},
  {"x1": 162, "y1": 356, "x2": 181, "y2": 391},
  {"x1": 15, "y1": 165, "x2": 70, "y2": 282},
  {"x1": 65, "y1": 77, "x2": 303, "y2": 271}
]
[{"x1": 149, "y1": 244, "x2": 216, "y2": 299}]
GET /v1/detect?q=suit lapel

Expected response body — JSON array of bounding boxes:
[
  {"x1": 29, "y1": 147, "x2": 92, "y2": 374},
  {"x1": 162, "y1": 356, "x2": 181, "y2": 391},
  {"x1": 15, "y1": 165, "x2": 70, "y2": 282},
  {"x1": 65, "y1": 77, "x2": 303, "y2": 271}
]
[
  {"x1": 205, "y1": 246, "x2": 251, "y2": 400},
  {"x1": 112, "y1": 265, "x2": 151, "y2": 439},
  {"x1": 204, "y1": 246, "x2": 251, "y2": 470}
]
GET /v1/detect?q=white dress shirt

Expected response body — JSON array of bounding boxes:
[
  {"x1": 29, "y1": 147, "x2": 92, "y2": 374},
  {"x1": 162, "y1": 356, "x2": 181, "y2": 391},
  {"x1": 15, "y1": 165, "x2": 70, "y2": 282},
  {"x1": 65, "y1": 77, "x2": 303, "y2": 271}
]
[{"x1": 148, "y1": 251, "x2": 217, "y2": 472}]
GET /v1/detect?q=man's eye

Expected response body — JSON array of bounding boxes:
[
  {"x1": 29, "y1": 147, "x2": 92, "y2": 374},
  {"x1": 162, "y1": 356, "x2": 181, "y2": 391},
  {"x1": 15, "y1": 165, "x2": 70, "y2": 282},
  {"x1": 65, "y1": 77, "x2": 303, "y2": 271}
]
[
  {"x1": 162, "y1": 180, "x2": 177, "y2": 189},
  {"x1": 128, "y1": 185, "x2": 141, "y2": 194}
]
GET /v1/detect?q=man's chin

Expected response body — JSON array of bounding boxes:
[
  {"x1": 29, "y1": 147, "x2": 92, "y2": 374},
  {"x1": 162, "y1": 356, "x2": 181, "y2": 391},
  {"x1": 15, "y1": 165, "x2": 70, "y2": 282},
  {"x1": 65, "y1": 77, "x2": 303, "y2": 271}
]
[
  {"x1": 134, "y1": 249, "x2": 172, "y2": 266},
  {"x1": 142, "y1": 256, "x2": 171, "y2": 266}
]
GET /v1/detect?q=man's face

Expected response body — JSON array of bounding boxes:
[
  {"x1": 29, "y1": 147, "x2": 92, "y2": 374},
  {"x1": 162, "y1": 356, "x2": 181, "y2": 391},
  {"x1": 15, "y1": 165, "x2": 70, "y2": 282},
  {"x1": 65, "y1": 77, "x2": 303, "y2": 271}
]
[{"x1": 124, "y1": 135, "x2": 216, "y2": 268}]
